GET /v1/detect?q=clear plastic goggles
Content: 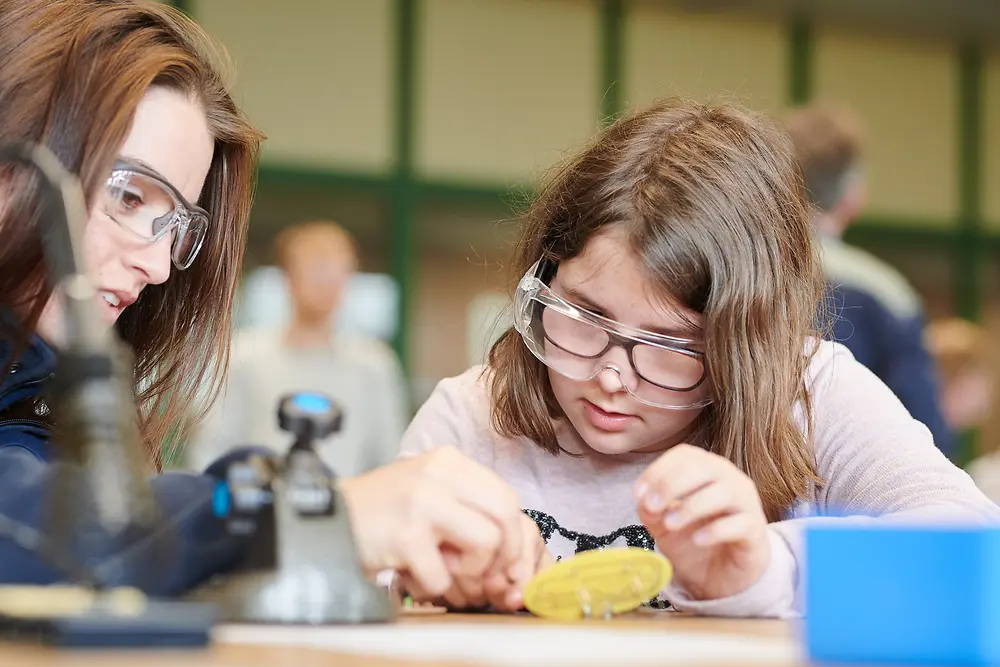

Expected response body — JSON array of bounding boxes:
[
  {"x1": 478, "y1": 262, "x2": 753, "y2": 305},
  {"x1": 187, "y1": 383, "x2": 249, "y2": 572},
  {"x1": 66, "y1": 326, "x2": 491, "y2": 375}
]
[
  {"x1": 98, "y1": 160, "x2": 209, "y2": 270},
  {"x1": 513, "y1": 260, "x2": 712, "y2": 410}
]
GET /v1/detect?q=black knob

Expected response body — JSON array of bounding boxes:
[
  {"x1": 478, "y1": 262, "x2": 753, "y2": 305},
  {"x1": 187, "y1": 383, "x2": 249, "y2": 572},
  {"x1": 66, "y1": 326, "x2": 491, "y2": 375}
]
[{"x1": 277, "y1": 392, "x2": 343, "y2": 444}]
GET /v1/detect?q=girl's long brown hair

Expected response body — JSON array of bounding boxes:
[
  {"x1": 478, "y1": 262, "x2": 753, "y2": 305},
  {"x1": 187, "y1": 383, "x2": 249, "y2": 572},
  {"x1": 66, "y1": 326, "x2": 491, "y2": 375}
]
[
  {"x1": 489, "y1": 99, "x2": 824, "y2": 521},
  {"x1": 0, "y1": 0, "x2": 264, "y2": 468}
]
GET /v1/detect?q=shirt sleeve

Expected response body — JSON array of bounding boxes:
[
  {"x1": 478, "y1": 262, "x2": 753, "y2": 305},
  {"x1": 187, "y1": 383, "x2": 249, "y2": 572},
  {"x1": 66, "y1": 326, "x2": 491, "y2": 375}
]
[{"x1": 667, "y1": 342, "x2": 999, "y2": 618}]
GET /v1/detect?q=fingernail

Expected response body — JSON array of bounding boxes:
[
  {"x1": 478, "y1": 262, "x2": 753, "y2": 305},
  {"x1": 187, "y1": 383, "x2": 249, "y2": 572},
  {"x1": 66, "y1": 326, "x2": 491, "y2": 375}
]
[
  {"x1": 644, "y1": 493, "x2": 665, "y2": 512},
  {"x1": 693, "y1": 529, "x2": 709, "y2": 546},
  {"x1": 635, "y1": 481, "x2": 649, "y2": 498},
  {"x1": 508, "y1": 590, "x2": 523, "y2": 608},
  {"x1": 664, "y1": 511, "x2": 682, "y2": 529}
]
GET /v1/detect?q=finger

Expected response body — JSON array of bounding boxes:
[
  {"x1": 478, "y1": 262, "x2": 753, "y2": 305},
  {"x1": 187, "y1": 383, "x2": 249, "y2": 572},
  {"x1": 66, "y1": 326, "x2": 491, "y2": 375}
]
[
  {"x1": 639, "y1": 466, "x2": 717, "y2": 515},
  {"x1": 454, "y1": 570, "x2": 488, "y2": 608},
  {"x1": 424, "y1": 452, "x2": 525, "y2": 578},
  {"x1": 515, "y1": 514, "x2": 549, "y2": 584},
  {"x1": 636, "y1": 447, "x2": 722, "y2": 514},
  {"x1": 443, "y1": 584, "x2": 469, "y2": 610},
  {"x1": 663, "y1": 482, "x2": 740, "y2": 532},
  {"x1": 402, "y1": 529, "x2": 454, "y2": 598},
  {"x1": 461, "y1": 485, "x2": 525, "y2": 580},
  {"x1": 441, "y1": 544, "x2": 463, "y2": 572},
  {"x1": 504, "y1": 587, "x2": 525, "y2": 611},
  {"x1": 400, "y1": 574, "x2": 435, "y2": 604},
  {"x1": 691, "y1": 512, "x2": 757, "y2": 547},
  {"x1": 484, "y1": 528, "x2": 534, "y2": 611},
  {"x1": 426, "y1": 502, "x2": 503, "y2": 577},
  {"x1": 537, "y1": 548, "x2": 555, "y2": 571},
  {"x1": 483, "y1": 570, "x2": 516, "y2": 611},
  {"x1": 501, "y1": 517, "x2": 551, "y2": 612}
]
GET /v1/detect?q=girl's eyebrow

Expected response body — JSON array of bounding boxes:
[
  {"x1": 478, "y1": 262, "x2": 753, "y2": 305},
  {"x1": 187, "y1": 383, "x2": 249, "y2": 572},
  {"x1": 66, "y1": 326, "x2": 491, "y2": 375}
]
[{"x1": 561, "y1": 285, "x2": 702, "y2": 339}]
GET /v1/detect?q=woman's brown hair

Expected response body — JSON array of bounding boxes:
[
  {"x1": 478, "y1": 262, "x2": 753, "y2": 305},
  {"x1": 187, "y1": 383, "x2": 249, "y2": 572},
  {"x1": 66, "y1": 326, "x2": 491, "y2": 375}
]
[
  {"x1": 0, "y1": 0, "x2": 264, "y2": 467},
  {"x1": 489, "y1": 99, "x2": 824, "y2": 521}
]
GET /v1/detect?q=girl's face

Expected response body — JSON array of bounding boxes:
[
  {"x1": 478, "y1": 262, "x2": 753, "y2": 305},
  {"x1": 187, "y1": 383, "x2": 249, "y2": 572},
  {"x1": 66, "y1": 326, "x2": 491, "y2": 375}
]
[
  {"x1": 37, "y1": 86, "x2": 214, "y2": 343},
  {"x1": 547, "y1": 229, "x2": 709, "y2": 456}
]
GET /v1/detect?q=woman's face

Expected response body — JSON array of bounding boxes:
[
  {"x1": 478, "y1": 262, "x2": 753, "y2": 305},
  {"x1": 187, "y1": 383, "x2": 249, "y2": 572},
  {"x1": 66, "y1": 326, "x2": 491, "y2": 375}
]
[
  {"x1": 547, "y1": 229, "x2": 709, "y2": 456},
  {"x1": 38, "y1": 86, "x2": 213, "y2": 342}
]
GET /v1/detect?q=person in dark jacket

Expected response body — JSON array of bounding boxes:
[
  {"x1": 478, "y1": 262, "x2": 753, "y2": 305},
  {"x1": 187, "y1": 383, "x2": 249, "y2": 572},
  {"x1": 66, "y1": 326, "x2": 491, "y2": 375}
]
[
  {"x1": 0, "y1": 0, "x2": 543, "y2": 609},
  {"x1": 783, "y1": 104, "x2": 954, "y2": 457}
]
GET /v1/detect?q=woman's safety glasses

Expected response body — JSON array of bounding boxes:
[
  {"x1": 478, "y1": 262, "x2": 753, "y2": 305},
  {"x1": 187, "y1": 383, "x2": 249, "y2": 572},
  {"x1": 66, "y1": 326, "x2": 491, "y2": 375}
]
[
  {"x1": 513, "y1": 260, "x2": 712, "y2": 410},
  {"x1": 99, "y1": 160, "x2": 209, "y2": 270}
]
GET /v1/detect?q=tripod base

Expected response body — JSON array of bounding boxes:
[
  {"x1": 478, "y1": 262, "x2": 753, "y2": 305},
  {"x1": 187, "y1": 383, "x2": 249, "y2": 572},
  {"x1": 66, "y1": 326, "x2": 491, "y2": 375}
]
[{"x1": 188, "y1": 480, "x2": 395, "y2": 625}]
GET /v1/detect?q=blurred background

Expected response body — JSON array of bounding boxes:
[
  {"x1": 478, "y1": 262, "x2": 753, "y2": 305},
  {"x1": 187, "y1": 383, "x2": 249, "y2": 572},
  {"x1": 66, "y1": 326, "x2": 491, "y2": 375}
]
[{"x1": 160, "y1": 0, "x2": 1000, "y2": 467}]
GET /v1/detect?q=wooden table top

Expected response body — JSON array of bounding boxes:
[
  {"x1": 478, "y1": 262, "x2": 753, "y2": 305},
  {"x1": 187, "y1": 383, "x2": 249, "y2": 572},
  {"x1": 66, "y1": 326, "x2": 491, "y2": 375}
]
[{"x1": 1, "y1": 611, "x2": 798, "y2": 667}]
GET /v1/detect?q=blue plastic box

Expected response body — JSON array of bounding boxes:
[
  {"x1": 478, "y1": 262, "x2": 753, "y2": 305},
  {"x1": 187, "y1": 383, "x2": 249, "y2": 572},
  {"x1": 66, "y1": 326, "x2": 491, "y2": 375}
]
[{"x1": 805, "y1": 524, "x2": 1000, "y2": 666}]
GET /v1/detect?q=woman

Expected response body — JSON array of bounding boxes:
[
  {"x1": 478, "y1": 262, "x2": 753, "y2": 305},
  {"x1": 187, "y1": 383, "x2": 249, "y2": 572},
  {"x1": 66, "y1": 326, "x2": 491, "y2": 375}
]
[{"x1": 0, "y1": 0, "x2": 543, "y2": 603}]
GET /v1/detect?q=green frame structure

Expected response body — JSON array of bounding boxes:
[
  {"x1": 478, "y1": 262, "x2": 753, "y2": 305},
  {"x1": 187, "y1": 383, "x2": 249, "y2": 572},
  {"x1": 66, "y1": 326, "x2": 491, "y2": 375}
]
[{"x1": 171, "y1": 0, "x2": 990, "y2": 462}]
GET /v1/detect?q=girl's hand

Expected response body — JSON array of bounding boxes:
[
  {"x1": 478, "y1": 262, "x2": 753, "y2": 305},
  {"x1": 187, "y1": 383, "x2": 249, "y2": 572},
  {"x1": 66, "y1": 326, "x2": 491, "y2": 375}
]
[
  {"x1": 634, "y1": 444, "x2": 771, "y2": 601},
  {"x1": 403, "y1": 512, "x2": 554, "y2": 612},
  {"x1": 340, "y1": 447, "x2": 527, "y2": 598}
]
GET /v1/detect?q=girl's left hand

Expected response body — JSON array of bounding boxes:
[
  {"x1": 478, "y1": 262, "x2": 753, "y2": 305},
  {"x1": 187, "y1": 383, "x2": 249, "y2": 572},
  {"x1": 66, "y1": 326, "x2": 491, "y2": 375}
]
[{"x1": 634, "y1": 444, "x2": 771, "y2": 601}]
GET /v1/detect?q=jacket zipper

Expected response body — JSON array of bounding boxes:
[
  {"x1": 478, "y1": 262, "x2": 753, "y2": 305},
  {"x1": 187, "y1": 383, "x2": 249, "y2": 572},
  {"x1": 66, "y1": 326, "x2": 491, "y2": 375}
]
[{"x1": 0, "y1": 373, "x2": 54, "y2": 409}]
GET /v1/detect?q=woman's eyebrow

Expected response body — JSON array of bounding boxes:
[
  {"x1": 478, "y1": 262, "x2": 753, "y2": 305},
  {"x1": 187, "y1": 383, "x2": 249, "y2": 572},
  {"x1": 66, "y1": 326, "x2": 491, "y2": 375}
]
[{"x1": 119, "y1": 155, "x2": 165, "y2": 179}]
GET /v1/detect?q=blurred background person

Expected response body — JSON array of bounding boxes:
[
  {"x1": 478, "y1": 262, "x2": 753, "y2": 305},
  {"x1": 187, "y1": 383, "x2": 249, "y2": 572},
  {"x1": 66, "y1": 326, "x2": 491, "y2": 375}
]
[
  {"x1": 783, "y1": 103, "x2": 954, "y2": 458},
  {"x1": 926, "y1": 318, "x2": 995, "y2": 435},
  {"x1": 926, "y1": 318, "x2": 1000, "y2": 500},
  {"x1": 185, "y1": 221, "x2": 408, "y2": 475}
]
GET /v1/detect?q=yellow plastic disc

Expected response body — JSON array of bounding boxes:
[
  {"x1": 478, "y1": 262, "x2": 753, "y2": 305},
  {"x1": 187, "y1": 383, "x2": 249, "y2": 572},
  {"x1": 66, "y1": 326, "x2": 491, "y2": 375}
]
[{"x1": 523, "y1": 547, "x2": 672, "y2": 621}]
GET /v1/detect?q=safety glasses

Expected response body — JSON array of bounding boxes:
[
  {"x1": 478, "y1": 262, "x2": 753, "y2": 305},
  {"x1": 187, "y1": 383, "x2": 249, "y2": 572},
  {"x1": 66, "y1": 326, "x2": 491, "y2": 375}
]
[
  {"x1": 513, "y1": 260, "x2": 712, "y2": 410},
  {"x1": 98, "y1": 160, "x2": 209, "y2": 270}
]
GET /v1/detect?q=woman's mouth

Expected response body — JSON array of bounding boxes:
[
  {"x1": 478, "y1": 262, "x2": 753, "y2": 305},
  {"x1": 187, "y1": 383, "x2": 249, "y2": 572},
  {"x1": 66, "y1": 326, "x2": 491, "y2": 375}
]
[{"x1": 95, "y1": 290, "x2": 129, "y2": 322}]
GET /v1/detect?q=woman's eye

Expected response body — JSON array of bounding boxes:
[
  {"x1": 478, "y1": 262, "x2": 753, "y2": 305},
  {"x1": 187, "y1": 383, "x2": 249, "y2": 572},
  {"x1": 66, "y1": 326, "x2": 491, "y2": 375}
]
[{"x1": 120, "y1": 189, "x2": 144, "y2": 210}]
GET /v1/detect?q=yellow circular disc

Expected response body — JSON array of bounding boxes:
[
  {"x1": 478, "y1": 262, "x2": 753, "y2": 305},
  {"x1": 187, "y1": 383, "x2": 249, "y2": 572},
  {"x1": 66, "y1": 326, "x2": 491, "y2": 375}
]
[{"x1": 523, "y1": 547, "x2": 672, "y2": 621}]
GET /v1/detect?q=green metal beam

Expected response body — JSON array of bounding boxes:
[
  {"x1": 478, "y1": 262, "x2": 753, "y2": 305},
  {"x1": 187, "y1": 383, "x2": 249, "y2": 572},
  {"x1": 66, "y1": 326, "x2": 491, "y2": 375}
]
[
  {"x1": 599, "y1": 0, "x2": 625, "y2": 125},
  {"x1": 787, "y1": 17, "x2": 812, "y2": 105},
  {"x1": 253, "y1": 164, "x2": 1000, "y2": 255},
  {"x1": 420, "y1": 179, "x2": 530, "y2": 210},
  {"x1": 956, "y1": 43, "x2": 983, "y2": 323},
  {"x1": 257, "y1": 165, "x2": 390, "y2": 195},
  {"x1": 955, "y1": 42, "x2": 985, "y2": 465},
  {"x1": 846, "y1": 220, "x2": 960, "y2": 251},
  {"x1": 391, "y1": 0, "x2": 418, "y2": 384}
]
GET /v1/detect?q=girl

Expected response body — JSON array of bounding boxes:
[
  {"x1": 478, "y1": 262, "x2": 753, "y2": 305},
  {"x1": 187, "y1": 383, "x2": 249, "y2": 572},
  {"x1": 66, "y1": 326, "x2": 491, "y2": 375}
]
[
  {"x1": 400, "y1": 99, "x2": 1000, "y2": 616},
  {"x1": 0, "y1": 0, "x2": 539, "y2": 601}
]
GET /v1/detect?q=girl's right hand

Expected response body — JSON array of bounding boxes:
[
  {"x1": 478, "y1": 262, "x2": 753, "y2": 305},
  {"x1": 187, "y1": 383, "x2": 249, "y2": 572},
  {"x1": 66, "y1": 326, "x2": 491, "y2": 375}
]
[{"x1": 339, "y1": 447, "x2": 528, "y2": 600}]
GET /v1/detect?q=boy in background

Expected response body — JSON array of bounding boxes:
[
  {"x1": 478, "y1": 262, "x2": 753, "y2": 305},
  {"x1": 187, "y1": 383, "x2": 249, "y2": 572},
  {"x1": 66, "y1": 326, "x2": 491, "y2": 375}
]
[{"x1": 784, "y1": 104, "x2": 954, "y2": 458}]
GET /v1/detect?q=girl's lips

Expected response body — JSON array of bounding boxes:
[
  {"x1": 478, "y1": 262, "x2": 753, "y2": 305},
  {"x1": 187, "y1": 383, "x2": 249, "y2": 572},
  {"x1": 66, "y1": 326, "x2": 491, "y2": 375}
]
[{"x1": 583, "y1": 400, "x2": 636, "y2": 432}]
